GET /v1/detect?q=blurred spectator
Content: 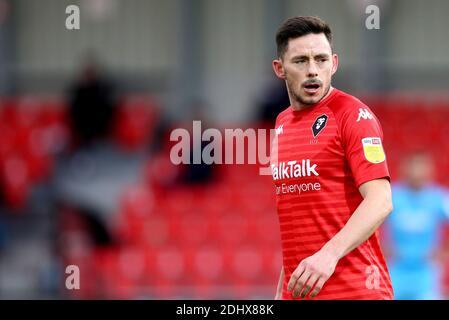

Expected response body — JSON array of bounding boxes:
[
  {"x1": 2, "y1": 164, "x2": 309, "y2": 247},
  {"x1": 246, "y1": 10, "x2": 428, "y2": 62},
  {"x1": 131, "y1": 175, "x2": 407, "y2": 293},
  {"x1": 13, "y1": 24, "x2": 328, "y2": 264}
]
[
  {"x1": 148, "y1": 99, "x2": 217, "y2": 189},
  {"x1": 67, "y1": 55, "x2": 117, "y2": 148},
  {"x1": 180, "y1": 99, "x2": 217, "y2": 185},
  {"x1": 384, "y1": 150, "x2": 449, "y2": 299},
  {"x1": 255, "y1": 79, "x2": 290, "y2": 126}
]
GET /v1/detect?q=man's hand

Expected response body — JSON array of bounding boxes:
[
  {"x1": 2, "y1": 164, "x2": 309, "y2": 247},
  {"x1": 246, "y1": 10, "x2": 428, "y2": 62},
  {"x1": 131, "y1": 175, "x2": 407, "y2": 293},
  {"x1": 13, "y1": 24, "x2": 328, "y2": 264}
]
[{"x1": 287, "y1": 248, "x2": 339, "y2": 298}]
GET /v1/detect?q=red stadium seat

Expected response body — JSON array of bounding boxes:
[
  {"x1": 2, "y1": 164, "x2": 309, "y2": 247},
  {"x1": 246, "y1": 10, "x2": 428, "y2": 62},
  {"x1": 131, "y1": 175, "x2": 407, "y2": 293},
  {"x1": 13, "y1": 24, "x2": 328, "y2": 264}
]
[
  {"x1": 0, "y1": 155, "x2": 30, "y2": 210},
  {"x1": 115, "y1": 213, "x2": 171, "y2": 248},
  {"x1": 184, "y1": 246, "x2": 223, "y2": 298},
  {"x1": 149, "y1": 246, "x2": 194, "y2": 298},
  {"x1": 248, "y1": 214, "x2": 281, "y2": 248},
  {"x1": 113, "y1": 95, "x2": 160, "y2": 151},
  {"x1": 191, "y1": 246, "x2": 224, "y2": 282},
  {"x1": 0, "y1": 124, "x2": 15, "y2": 162},
  {"x1": 210, "y1": 213, "x2": 249, "y2": 246},
  {"x1": 117, "y1": 246, "x2": 147, "y2": 293},
  {"x1": 228, "y1": 246, "x2": 264, "y2": 285},
  {"x1": 144, "y1": 153, "x2": 181, "y2": 192},
  {"x1": 259, "y1": 249, "x2": 283, "y2": 285},
  {"x1": 119, "y1": 184, "x2": 155, "y2": 219},
  {"x1": 226, "y1": 246, "x2": 264, "y2": 298},
  {"x1": 95, "y1": 245, "x2": 154, "y2": 298},
  {"x1": 163, "y1": 187, "x2": 195, "y2": 216},
  {"x1": 23, "y1": 129, "x2": 54, "y2": 182},
  {"x1": 171, "y1": 214, "x2": 212, "y2": 248}
]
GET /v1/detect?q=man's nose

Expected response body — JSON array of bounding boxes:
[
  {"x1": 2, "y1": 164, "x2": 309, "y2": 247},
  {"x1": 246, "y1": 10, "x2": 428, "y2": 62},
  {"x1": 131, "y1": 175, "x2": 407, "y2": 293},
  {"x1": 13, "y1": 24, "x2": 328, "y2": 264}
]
[{"x1": 307, "y1": 61, "x2": 319, "y2": 77}]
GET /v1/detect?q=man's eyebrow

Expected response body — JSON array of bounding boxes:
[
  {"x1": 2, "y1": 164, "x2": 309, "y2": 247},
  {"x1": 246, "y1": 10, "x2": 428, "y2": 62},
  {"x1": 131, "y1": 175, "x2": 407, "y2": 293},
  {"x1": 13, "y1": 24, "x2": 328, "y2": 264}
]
[
  {"x1": 290, "y1": 55, "x2": 309, "y2": 60},
  {"x1": 314, "y1": 53, "x2": 330, "y2": 59},
  {"x1": 290, "y1": 53, "x2": 330, "y2": 60}
]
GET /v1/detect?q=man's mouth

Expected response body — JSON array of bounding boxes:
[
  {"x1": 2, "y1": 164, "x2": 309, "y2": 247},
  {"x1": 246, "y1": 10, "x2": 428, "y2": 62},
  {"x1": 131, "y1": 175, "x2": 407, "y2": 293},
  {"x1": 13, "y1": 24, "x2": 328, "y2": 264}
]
[{"x1": 303, "y1": 83, "x2": 321, "y2": 95}]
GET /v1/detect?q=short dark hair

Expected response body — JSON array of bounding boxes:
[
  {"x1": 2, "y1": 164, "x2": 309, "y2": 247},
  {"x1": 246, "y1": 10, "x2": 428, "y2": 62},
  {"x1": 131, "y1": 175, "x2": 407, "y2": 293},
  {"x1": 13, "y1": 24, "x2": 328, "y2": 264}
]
[{"x1": 276, "y1": 16, "x2": 332, "y2": 58}]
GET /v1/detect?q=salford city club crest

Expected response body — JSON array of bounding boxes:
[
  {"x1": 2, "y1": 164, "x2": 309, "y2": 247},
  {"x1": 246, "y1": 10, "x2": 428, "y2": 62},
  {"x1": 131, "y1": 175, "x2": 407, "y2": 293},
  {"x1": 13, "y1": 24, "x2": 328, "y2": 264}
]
[
  {"x1": 361, "y1": 137, "x2": 386, "y2": 163},
  {"x1": 312, "y1": 114, "x2": 328, "y2": 138}
]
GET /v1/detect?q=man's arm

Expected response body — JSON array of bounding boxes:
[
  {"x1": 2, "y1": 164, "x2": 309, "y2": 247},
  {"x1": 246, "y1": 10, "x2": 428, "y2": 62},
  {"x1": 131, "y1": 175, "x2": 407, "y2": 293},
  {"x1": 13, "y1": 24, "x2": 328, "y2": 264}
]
[
  {"x1": 287, "y1": 178, "x2": 393, "y2": 298},
  {"x1": 275, "y1": 267, "x2": 284, "y2": 300}
]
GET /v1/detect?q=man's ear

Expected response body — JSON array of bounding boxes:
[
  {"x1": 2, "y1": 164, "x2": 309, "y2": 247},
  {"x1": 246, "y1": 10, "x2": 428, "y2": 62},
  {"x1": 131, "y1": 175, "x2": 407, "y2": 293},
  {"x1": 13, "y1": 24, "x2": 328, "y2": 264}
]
[
  {"x1": 331, "y1": 53, "x2": 339, "y2": 76},
  {"x1": 272, "y1": 59, "x2": 286, "y2": 80}
]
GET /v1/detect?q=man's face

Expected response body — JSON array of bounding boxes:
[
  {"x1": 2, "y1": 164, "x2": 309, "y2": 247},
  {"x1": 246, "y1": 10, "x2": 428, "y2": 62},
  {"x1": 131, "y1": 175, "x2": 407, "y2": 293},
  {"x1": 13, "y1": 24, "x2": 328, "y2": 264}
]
[
  {"x1": 404, "y1": 154, "x2": 434, "y2": 189},
  {"x1": 273, "y1": 33, "x2": 338, "y2": 107}
]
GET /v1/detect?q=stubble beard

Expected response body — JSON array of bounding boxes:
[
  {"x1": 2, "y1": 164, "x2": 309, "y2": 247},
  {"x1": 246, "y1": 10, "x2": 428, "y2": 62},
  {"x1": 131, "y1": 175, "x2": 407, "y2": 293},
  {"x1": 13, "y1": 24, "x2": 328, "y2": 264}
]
[{"x1": 285, "y1": 75, "x2": 331, "y2": 107}]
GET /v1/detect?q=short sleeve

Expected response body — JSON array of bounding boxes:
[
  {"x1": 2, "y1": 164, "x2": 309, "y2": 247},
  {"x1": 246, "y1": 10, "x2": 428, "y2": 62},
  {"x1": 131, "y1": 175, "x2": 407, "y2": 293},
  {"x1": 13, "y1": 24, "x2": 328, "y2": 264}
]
[{"x1": 339, "y1": 105, "x2": 390, "y2": 188}]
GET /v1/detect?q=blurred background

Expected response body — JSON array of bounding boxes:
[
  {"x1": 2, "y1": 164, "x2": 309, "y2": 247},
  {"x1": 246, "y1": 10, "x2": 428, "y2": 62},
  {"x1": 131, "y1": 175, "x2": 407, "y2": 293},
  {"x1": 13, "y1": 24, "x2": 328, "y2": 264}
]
[{"x1": 0, "y1": 0, "x2": 448, "y2": 299}]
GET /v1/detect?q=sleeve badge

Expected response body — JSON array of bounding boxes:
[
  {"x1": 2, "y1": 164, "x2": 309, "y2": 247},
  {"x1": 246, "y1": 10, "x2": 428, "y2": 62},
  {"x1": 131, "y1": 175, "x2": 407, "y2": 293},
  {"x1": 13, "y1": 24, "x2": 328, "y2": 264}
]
[{"x1": 361, "y1": 137, "x2": 386, "y2": 163}]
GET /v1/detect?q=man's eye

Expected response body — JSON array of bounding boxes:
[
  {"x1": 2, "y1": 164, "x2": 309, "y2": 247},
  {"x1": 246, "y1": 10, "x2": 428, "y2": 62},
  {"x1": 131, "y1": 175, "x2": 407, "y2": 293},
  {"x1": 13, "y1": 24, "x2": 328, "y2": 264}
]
[
  {"x1": 295, "y1": 60, "x2": 306, "y2": 64},
  {"x1": 318, "y1": 58, "x2": 328, "y2": 63}
]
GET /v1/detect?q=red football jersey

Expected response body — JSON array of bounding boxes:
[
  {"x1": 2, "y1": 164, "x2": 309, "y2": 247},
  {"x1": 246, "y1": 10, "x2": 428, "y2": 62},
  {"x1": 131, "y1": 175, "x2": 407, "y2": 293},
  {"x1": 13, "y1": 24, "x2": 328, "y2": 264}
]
[{"x1": 271, "y1": 88, "x2": 394, "y2": 300}]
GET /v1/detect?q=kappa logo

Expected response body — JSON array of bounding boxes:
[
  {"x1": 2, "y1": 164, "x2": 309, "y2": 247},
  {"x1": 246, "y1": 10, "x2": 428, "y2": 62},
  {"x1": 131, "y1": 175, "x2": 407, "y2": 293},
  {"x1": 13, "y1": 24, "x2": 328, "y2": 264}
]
[
  {"x1": 356, "y1": 108, "x2": 374, "y2": 122},
  {"x1": 275, "y1": 124, "x2": 284, "y2": 135},
  {"x1": 311, "y1": 114, "x2": 328, "y2": 138}
]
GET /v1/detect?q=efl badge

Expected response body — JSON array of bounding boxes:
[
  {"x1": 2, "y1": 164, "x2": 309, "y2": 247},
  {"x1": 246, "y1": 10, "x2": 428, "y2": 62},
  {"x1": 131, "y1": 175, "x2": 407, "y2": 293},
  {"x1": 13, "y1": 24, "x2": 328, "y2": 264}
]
[
  {"x1": 362, "y1": 137, "x2": 385, "y2": 163},
  {"x1": 312, "y1": 114, "x2": 328, "y2": 138}
]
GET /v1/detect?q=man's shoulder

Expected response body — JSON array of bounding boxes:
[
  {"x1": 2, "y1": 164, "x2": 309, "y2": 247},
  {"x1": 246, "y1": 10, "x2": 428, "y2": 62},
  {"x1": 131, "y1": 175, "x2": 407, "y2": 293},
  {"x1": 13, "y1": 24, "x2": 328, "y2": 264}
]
[
  {"x1": 326, "y1": 89, "x2": 368, "y2": 116},
  {"x1": 275, "y1": 106, "x2": 292, "y2": 125}
]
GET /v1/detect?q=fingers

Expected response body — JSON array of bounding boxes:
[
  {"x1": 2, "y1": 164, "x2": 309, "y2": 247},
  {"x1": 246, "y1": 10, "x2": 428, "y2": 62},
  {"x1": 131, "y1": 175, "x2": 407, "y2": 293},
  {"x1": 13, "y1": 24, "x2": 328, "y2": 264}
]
[
  {"x1": 309, "y1": 277, "x2": 327, "y2": 298},
  {"x1": 289, "y1": 268, "x2": 328, "y2": 299},
  {"x1": 287, "y1": 263, "x2": 305, "y2": 292},
  {"x1": 300, "y1": 273, "x2": 319, "y2": 298},
  {"x1": 288, "y1": 257, "x2": 333, "y2": 299},
  {"x1": 292, "y1": 271, "x2": 311, "y2": 298}
]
